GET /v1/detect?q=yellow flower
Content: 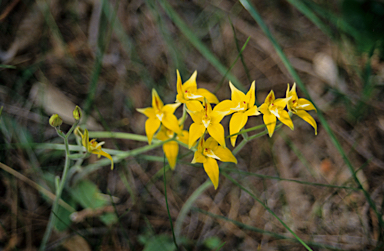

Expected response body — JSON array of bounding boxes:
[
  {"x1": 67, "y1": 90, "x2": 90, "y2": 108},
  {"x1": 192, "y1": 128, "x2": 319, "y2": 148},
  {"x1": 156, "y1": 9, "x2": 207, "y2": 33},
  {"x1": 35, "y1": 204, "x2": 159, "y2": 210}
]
[
  {"x1": 192, "y1": 137, "x2": 237, "y2": 189},
  {"x1": 137, "y1": 89, "x2": 182, "y2": 144},
  {"x1": 156, "y1": 124, "x2": 189, "y2": 170},
  {"x1": 258, "y1": 90, "x2": 293, "y2": 137},
  {"x1": 76, "y1": 128, "x2": 114, "y2": 170},
  {"x1": 214, "y1": 81, "x2": 260, "y2": 146},
  {"x1": 187, "y1": 98, "x2": 226, "y2": 148},
  {"x1": 176, "y1": 70, "x2": 219, "y2": 111},
  {"x1": 286, "y1": 83, "x2": 317, "y2": 135}
]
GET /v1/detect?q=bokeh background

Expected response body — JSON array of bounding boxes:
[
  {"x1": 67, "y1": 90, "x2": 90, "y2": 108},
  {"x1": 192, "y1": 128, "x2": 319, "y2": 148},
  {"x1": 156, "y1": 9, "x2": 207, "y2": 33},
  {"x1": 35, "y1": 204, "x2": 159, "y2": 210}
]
[{"x1": 1, "y1": 0, "x2": 384, "y2": 250}]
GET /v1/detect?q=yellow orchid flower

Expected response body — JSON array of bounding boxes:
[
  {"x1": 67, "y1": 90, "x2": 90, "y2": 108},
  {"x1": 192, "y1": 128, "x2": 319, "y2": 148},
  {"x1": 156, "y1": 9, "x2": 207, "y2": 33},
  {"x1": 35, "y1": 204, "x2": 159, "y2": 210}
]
[
  {"x1": 187, "y1": 98, "x2": 226, "y2": 148},
  {"x1": 76, "y1": 128, "x2": 114, "y2": 170},
  {"x1": 156, "y1": 124, "x2": 189, "y2": 170},
  {"x1": 175, "y1": 70, "x2": 219, "y2": 111},
  {"x1": 192, "y1": 137, "x2": 237, "y2": 189},
  {"x1": 137, "y1": 89, "x2": 182, "y2": 144},
  {"x1": 258, "y1": 90, "x2": 293, "y2": 137},
  {"x1": 215, "y1": 81, "x2": 260, "y2": 146},
  {"x1": 286, "y1": 83, "x2": 317, "y2": 135}
]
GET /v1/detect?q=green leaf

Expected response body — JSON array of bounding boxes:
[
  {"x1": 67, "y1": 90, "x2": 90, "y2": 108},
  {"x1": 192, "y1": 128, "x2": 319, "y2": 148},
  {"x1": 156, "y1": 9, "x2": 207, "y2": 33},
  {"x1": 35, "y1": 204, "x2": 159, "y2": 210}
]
[
  {"x1": 99, "y1": 213, "x2": 118, "y2": 226},
  {"x1": 54, "y1": 196, "x2": 76, "y2": 232},
  {"x1": 70, "y1": 180, "x2": 108, "y2": 209}
]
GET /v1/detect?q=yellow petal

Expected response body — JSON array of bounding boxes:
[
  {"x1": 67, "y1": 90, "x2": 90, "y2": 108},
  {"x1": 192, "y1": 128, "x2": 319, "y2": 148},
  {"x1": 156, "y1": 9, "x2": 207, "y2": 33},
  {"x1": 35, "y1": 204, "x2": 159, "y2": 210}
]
[
  {"x1": 214, "y1": 100, "x2": 237, "y2": 115},
  {"x1": 178, "y1": 130, "x2": 189, "y2": 145},
  {"x1": 163, "y1": 141, "x2": 179, "y2": 170},
  {"x1": 244, "y1": 105, "x2": 260, "y2": 117},
  {"x1": 213, "y1": 145, "x2": 237, "y2": 164},
  {"x1": 229, "y1": 81, "x2": 246, "y2": 103},
  {"x1": 258, "y1": 103, "x2": 269, "y2": 115},
  {"x1": 207, "y1": 123, "x2": 226, "y2": 148},
  {"x1": 245, "y1": 81, "x2": 256, "y2": 109},
  {"x1": 196, "y1": 88, "x2": 219, "y2": 104},
  {"x1": 152, "y1": 89, "x2": 164, "y2": 111},
  {"x1": 93, "y1": 149, "x2": 114, "y2": 170},
  {"x1": 192, "y1": 150, "x2": 207, "y2": 164},
  {"x1": 263, "y1": 113, "x2": 276, "y2": 137},
  {"x1": 203, "y1": 158, "x2": 219, "y2": 189},
  {"x1": 176, "y1": 70, "x2": 186, "y2": 103},
  {"x1": 183, "y1": 71, "x2": 198, "y2": 91},
  {"x1": 210, "y1": 111, "x2": 225, "y2": 124},
  {"x1": 162, "y1": 113, "x2": 183, "y2": 135},
  {"x1": 273, "y1": 98, "x2": 289, "y2": 109},
  {"x1": 205, "y1": 137, "x2": 219, "y2": 150},
  {"x1": 264, "y1": 90, "x2": 275, "y2": 105},
  {"x1": 229, "y1": 112, "x2": 248, "y2": 146},
  {"x1": 145, "y1": 117, "x2": 161, "y2": 144},
  {"x1": 136, "y1": 107, "x2": 156, "y2": 118},
  {"x1": 278, "y1": 110, "x2": 294, "y2": 130},
  {"x1": 156, "y1": 126, "x2": 169, "y2": 141},
  {"x1": 162, "y1": 103, "x2": 181, "y2": 114},
  {"x1": 186, "y1": 100, "x2": 203, "y2": 112},
  {"x1": 296, "y1": 110, "x2": 317, "y2": 135},
  {"x1": 188, "y1": 123, "x2": 205, "y2": 148},
  {"x1": 297, "y1": 98, "x2": 316, "y2": 112}
]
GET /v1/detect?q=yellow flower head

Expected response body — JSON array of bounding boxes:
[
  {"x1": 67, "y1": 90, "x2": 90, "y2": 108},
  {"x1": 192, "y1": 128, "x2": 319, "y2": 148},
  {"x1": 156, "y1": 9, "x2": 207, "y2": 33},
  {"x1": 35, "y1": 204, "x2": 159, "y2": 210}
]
[
  {"x1": 286, "y1": 83, "x2": 317, "y2": 135},
  {"x1": 137, "y1": 89, "x2": 182, "y2": 144},
  {"x1": 215, "y1": 81, "x2": 260, "y2": 146},
  {"x1": 76, "y1": 128, "x2": 114, "y2": 170},
  {"x1": 156, "y1": 123, "x2": 189, "y2": 170},
  {"x1": 258, "y1": 90, "x2": 293, "y2": 137},
  {"x1": 176, "y1": 70, "x2": 219, "y2": 111},
  {"x1": 192, "y1": 137, "x2": 237, "y2": 189},
  {"x1": 187, "y1": 98, "x2": 226, "y2": 148}
]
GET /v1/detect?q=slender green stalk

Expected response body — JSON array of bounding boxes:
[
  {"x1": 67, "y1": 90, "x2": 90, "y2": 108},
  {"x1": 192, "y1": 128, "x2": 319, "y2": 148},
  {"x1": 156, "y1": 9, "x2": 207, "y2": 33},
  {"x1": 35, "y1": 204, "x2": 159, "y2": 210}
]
[
  {"x1": 163, "y1": 156, "x2": 178, "y2": 249},
  {"x1": 222, "y1": 172, "x2": 313, "y2": 251},
  {"x1": 40, "y1": 122, "x2": 79, "y2": 250}
]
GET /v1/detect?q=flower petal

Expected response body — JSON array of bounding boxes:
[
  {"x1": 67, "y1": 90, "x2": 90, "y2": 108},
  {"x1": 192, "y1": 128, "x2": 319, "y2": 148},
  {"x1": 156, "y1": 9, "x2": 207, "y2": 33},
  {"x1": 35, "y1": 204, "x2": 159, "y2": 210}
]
[
  {"x1": 152, "y1": 89, "x2": 164, "y2": 111},
  {"x1": 186, "y1": 100, "x2": 204, "y2": 112},
  {"x1": 162, "y1": 102, "x2": 181, "y2": 114},
  {"x1": 264, "y1": 90, "x2": 275, "y2": 105},
  {"x1": 263, "y1": 113, "x2": 276, "y2": 137},
  {"x1": 177, "y1": 130, "x2": 189, "y2": 145},
  {"x1": 244, "y1": 105, "x2": 260, "y2": 116},
  {"x1": 163, "y1": 141, "x2": 179, "y2": 169},
  {"x1": 93, "y1": 149, "x2": 114, "y2": 170},
  {"x1": 203, "y1": 158, "x2": 219, "y2": 189},
  {"x1": 183, "y1": 71, "x2": 197, "y2": 91},
  {"x1": 245, "y1": 81, "x2": 256, "y2": 109},
  {"x1": 83, "y1": 129, "x2": 90, "y2": 151},
  {"x1": 274, "y1": 98, "x2": 289, "y2": 109},
  {"x1": 207, "y1": 123, "x2": 226, "y2": 148},
  {"x1": 162, "y1": 113, "x2": 183, "y2": 135},
  {"x1": 258, "y1": 103, "x2": 269, "y2": 115},
  {"x1": 229, "y1": 81, "x2": 246, "y2": 103},
  {"x1": 213, "y1": 145, "x2": 237, "y2": 163},
  {"x1": 196, "y1": 88, "x2": 219, "y2": 104},
  {"x1": 136, "y1": 107, "x2": 156, "y2": 118},
  {"x1": 176, "y1": 70, "x2": 186, "y2": 103},
  {"x1": 277, "y1": 110, "x2": 294, "y2": 130},
  {"x1": 229, "y1": 112, "x2": 248, "y2": 147},
  {"x1": 297, "y1": 98, "x2": 317, "y2": 112},
  {"x1": 295, "y1": 110, "x2": 317, "y2": 135},
  {"x1": 145, "y1": 117, "x2": 161, "y2": 144},
  {"x1": 188, "y1": 123, "x2": 205, "y2": 148},
  {"x1": 214, "y1": 100, "x2": 237, "y2": 115},
  {"x1": 192, "y1": 150, "x2": 207, "y2": 164}
]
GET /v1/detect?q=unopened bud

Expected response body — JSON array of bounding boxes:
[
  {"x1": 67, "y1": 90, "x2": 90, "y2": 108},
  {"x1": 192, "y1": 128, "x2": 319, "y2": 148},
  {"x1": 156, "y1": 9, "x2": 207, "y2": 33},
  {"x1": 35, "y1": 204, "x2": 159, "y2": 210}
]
[
  {"x1": 73, "y1": 106, "x2": 82, "y2": 121},
  {"x1": 49, "y1": 114, "x2": 63, "y2": 127}
]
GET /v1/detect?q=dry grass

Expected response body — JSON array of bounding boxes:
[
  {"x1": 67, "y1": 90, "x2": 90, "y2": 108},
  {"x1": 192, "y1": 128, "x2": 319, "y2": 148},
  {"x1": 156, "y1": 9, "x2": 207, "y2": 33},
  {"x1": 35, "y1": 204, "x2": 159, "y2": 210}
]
[{"x1": 1, "y1": 0, "x2": 384, "y2": 250}]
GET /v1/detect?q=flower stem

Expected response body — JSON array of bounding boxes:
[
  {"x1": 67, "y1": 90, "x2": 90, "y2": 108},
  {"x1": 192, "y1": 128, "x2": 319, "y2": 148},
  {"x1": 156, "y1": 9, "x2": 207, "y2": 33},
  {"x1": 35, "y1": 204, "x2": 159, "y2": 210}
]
[{"x1": 40, "y1": 122, "x2": 78, "y2": 250}]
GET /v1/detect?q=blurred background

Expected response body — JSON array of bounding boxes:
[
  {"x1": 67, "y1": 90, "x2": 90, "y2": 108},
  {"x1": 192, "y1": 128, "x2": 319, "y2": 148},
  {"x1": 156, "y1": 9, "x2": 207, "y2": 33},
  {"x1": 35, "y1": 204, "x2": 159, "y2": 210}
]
[{"x1": 1, "y1": 0, "x2": 384, "y2": 250}]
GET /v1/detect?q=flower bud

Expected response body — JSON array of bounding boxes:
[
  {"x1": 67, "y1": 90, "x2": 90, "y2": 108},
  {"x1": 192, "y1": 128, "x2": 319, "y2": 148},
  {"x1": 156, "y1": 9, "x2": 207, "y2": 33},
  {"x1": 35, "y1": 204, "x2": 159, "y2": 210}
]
[
  {"x1": 49, "y1": 114, "x2": 63, "y2": 127},
  {"x1": 73, "y1": 106, "x2": 82, "y2": 121}
]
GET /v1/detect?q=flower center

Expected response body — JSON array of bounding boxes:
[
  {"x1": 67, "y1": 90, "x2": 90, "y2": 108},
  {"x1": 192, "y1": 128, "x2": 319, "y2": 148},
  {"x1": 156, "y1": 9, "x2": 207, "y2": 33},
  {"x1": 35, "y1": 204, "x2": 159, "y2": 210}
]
[
  {"x1": 202, "y1": 114, "x2": 211, "y2": 128},
  {"x1": 203, "y1": 147, "x2": 220, "y2": 160},
  {"x1": 184, "y1": 89, "x2": 203, "y2": 100},
  {"x1": 156, "y1": 112, "x2": 164, "y2": 121}
]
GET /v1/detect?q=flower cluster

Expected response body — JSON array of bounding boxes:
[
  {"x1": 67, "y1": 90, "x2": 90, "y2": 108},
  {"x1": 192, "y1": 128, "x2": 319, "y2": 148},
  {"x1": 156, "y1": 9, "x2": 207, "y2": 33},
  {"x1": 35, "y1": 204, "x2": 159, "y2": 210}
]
[{"x1": 137, "y1": 70, "x2": 317, "y2": 189}]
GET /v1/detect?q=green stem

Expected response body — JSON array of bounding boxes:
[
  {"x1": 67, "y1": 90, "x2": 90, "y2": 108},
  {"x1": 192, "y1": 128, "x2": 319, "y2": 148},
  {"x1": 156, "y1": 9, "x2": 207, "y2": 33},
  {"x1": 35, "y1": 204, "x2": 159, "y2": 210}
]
[
  {"x1": 40, "y1": 122, "x2": 78, "y2": 250},
  {"x1": 163, "y1": 157, "x2": 178, "y2": 249}
]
